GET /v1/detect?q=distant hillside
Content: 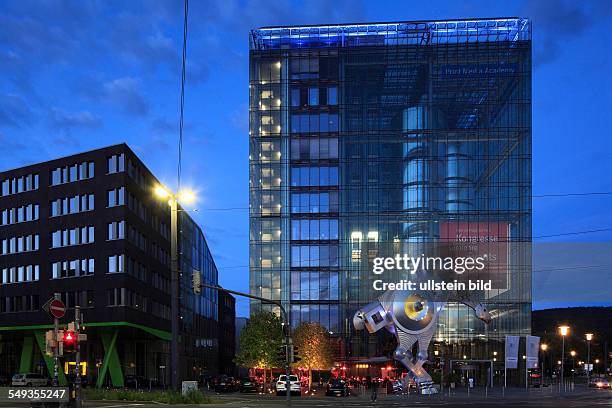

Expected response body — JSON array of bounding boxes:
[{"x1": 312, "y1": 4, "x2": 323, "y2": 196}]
[{"x1": 532, "y1": 307, "x2": 611, "y2": 364}]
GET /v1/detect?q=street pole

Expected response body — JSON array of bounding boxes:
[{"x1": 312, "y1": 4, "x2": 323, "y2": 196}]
[
  {"x1": 587, "y1": 339, "x2": 591, "y2": 385},
  {"x1": 170, "y1": 197, "x2": 179, "y2": 390},
  {"x1": 200, "y1": 284, "x2": 292, "y2": 405},
  {"x1": 560, "y1": 336, "x2": 565, "y2": 391},
  {"x1": 440, "y1": 351, "x2": 444, "y2": 394},
  {"x1": 542, "y1": 354, "x2": 545, "y2": 387},
  {"x1": 53, "y1": 292, "x2": 60, "y2": 387},
  {"x1": 75, "y1": 306, "x2": 82, "y2": 408}
]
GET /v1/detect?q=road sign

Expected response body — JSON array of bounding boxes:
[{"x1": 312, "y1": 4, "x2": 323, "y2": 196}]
[{"x1": 43, "y1": 298, "x2": 66, "y2": 319}]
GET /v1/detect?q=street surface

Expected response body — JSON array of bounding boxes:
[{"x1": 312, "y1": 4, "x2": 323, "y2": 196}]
[{"x1": 0, "y1": 386, "x2": 609, "y2": 407}]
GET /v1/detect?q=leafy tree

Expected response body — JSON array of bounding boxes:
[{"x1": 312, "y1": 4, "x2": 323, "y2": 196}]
[
  {"x1": 235, "y1": 311, "x2": 284, "y2": 383},
  {"x1": 292, "y1": 322, "x2": 334, "y2": 389}
]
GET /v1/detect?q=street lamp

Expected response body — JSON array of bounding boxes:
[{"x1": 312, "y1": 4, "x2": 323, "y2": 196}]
[
  {"x1": 586, "y1": 333, "x2": 593, "y2": 384},
  {"x1": 153, "y1": 185, "x2": 196, "y2": 390},
  {"x1": 558, "y1": 326, "x2": 569, "y2": 389},
  {"x1": 595, "y1": 359, "x2": 600, "y2": 375},
  {"x1": 570, "y1": 350, "x2": 576, "y2": 381},
  {"x1": 541, "y1": 344, "x2": 548, "y2": 386}
]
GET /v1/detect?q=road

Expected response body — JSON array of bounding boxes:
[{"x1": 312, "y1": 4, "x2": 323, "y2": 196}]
[{"x1": 0, "y1": 386, "x2": 609, "y2": 408}]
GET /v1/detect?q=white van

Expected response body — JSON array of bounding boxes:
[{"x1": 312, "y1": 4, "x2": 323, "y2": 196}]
[{"x1": 11, "y1": 373, "x2": 49, "y2": 387}]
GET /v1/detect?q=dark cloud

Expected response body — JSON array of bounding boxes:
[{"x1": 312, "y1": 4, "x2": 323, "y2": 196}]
[
  {"x1": 48, "y1": 108, "x2": 102, "y2": 130},
  {"x1": 151, "y1": 116, "x2": 176, "y2": 135},
  {"x1": 132, "y1": 135, "x2": 174, "y2": 158},
  {"x1": 523, "y1": 0, "x2": 612, "y2": 66},
  {"x1": 0, "y1": 132, "x2": 27, "y2": 152},
  {"x1": 0, "y1": 94, "x2": 32, "y2": 128},
  {"x1": 102, "y1": 77, "x2": 149, "y2": 116}
]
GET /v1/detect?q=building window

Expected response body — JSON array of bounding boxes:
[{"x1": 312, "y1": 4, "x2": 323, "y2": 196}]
[
  {"x1": 107, "y1": 221, "x2": 125, "y2": 240},
  {"x1": 107, "y1": 254, "x2": 125, "y2": 273},
  {"x1": 290, "y1": 138, "x2": 338, "y2": 160},
  {"x1": 327, "y1": 86, "x2": 338, "y2": 105},
  {"x1": 290, "y1": 113, "x2": 339, "y2": 133},
  {"x1": 50, "y1": 227, "x2": 94, "y2": 248},
  {"x1": 107, "y1": 154, "x2": 125, "y2": 174},
  {"x1": 1, "y1": 265, "x2": 39, "y2": 284},
  {"x1": 290, "y1": 166, "x2": 338, "y2": 186},
  {"x1": 290, "y1": 192, "x2": 339, "y2": 213},
  {"x1": 50, "y1": 194, "x2": 94, "y2": 217},
  {"x1": 290, "y1": 245, "x2": 339, "y2": 267},
  {"x1": 50, "y1": 161, "x2": 94, "y2": 186},
  {"x1": 107, "y1": 187, "x2": 125, "y2": 207},
  {"x1": 58, "y1": 291, "x2": 93, "y2": 308},
  {"x1": 1, "y1": 234, "x2": 39, "y2": 255},
  {"x1": 308, "y1": 87, "x2": 319, "y2": 106},
  {"x1": 1, "y1": 174, "x2": 39, "y2": 196},
  {"x1": 0, "y1": 295, "x2": 39, "y2": 313},
  {"x1": 1, "y1": 204, "x2": 40, "y2": 225},
  {"x1": 290, "y1": 271, "x2": 339, "y2": 301},
  {"x1": 291, "y1": 219, "x2": 339, "y2": 240},
  {"x1": 51, "y1": 258, "x2": 94, "y2": 279}
]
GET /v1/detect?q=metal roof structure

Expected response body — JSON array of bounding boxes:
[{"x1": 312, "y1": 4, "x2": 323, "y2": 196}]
[{"x1": 250, "y1": 18, "x2": 530, "y2": 50}]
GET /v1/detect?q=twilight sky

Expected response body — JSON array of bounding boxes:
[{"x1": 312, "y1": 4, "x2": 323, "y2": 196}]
[{"x1": 1, "y1": 0, "x2": 611, "y2": 316}]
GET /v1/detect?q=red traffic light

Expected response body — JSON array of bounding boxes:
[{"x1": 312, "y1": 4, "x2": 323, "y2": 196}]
[{"x1": 64, "y1": 330, "x2": 76, "y2": 344}]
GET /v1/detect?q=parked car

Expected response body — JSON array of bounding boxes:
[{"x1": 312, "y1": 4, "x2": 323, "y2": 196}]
[
  {"x1": 325, "y1": 378, "x2": 349, "y2": 397},
  {"x1": 276, "y1": 375, "x2": 301, "y2": 396},
  {"x1": 11, "y1": 373, "x2": 49, "y2": 387},
  {"x1": 588, "y1": 377, "x2": 610, "y2": 389},
  {"x1": 239, "y1": 377, "x2": 259, "y2": 393},
  {"x1": 214, "y1": 376, "x2": 236, "y2": 393}
]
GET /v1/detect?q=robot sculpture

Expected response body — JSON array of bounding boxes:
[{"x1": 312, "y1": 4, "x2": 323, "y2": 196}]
[{"x1": 353, "y1": 289, "x2": 491, "y2": 394}]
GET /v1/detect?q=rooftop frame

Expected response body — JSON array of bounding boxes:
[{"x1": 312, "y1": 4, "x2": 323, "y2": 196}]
[{"x1": 250, "y1": 18, "x2": 530, "y2": 50}]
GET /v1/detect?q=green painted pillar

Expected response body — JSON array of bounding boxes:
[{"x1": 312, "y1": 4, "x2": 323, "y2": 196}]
[
  {"x1": 33, "y1": 331, "x2": 67, "y2": 386},
  {"x1": 97, "y1": 329, "x2": 124, "y2": 388},
  {"x1": 19, "y1": 335, "x2": 34, "y2": 373}
]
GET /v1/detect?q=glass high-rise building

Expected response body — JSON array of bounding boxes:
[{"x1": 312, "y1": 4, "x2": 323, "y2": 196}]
[{"x1": 249, "y1": 18, "x2": 531, "y2": 377}]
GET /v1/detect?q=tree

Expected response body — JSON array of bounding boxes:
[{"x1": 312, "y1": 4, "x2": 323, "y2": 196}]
[
  {"x1": 292, "y1": 322, "x2": 334, "y2": 390},
  {"x1": 235, "y1": 311, "x2": 284, "y2": 384}
]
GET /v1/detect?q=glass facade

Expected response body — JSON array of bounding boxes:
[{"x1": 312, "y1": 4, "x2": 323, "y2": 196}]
[{"x1": 250, "y1": 18, "x2": 531, "y2": 364}]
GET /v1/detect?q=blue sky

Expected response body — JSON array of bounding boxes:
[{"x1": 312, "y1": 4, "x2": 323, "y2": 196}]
[{"x1": 1, "y1": 0, "x2": 611, "y2": 316}]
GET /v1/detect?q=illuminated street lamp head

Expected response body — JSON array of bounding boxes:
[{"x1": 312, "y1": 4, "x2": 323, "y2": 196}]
[
  {"x1": 178, "y1": 189, "x2": 196, "y2": 204},
  {"x1": 541, "y1": 344, "x2": 548, "y2": 351},
  {"x1": 570, "y1": 350, "x2": 576, "y2": 357},
  {"x1": 154, "y1": 185, "x2": 171, "y2": 200},
  {"x1": 558, "y1": 325, "x2": 570, "y2": 336},
  {"x1": 586, "y1": 333, "x2": 594, "y2": 341}
]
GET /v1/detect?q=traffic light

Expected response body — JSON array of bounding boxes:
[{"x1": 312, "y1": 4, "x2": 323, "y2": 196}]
[
  {"x1": 45, "y1": 330, "x2": 56, "y2": 357},
  {"x1": 63, "y1": 330, "x2": 76, "y2": 353},
  {"x1": 291, "y1": 345, "x2": 301, "y2": 364},
  {"x1": 278, "y1": 345, "x2": 288, "y2": 361}
]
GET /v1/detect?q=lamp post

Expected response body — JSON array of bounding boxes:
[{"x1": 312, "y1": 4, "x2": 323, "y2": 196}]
[
  {"x1": 558, "y1": 326, "x2": 569, "y2": 390},
  {"x1": 586, "y1": 333, "x2": 593, "y2": 384},
  {"x1": 154, "y1": 185, "x2": 195, "y2": 390},
  {"x1": 595, "y1": 359, "x2": 600, "y2": 375},
  {"x1": 570, "y1": 350, "x2": 576, "y2": 382},
  {"x1": 540, "y1": 344, "x2": 548, "y2": 386}
]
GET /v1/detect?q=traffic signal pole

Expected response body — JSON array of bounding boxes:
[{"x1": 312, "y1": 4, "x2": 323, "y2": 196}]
[
  {"x1": 200, "y1": 284, "x2": 292, "y2": 405},
  {"x1": 74, "y1": 306, "x2": 82, "y2": 408},
  {"x1": 53, "y1": 293, "x2": 60, "y2": 387}
]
